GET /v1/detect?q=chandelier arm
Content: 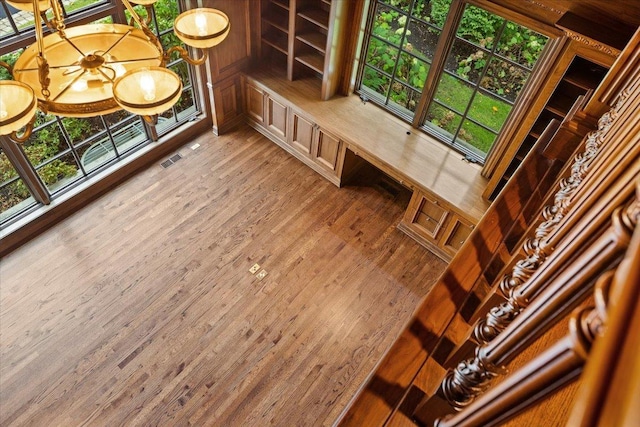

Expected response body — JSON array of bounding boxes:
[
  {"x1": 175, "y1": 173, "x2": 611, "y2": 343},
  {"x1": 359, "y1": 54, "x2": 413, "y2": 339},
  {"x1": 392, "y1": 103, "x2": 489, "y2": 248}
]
[
  {"x1": 142, "y1": 5, "x2": 154, "y2": 26},
  {"x1": 50, "y1": 0, "x2": 66, "y2": 35},
  {"x1": 143, "y1": 114, "x2": 158, "y2": 125},
  {"x1": 9, "y1": 115, "x2": 37, "y2": 143},
  {"x1": 36, "y1": 54, "x2": 51, "y2": 98},
  {"x1": 15, "y1": 63, "x2": 80, "y2": 73},
  {"x1": 59, "y1": 34, "x2": 89, "y2": 58},
  {"x1": 165, "y1": 46, "x2": 208, "y2": 66},
  {"x1": 101, "y1": 29, "x2": 134, "y2": 57},
  {"x1": 0, "y1": 61, "x2": 13, "y2": 76},
  {"x1": 120, "y1": 0, "x2": 150, "y2": 34},
  {"x1": 96, "y1": 66, "x2": 116, "y2": 83},
  {"x1": 32, "y1": 0, "x2": 45, "y2": 56},
  {"x1": 106, "y1": 56, "x2": 163, "y2": 65}
]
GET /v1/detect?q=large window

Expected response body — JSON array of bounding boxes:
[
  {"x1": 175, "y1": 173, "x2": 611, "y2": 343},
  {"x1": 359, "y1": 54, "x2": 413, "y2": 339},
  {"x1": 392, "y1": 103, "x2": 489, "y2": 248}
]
[
  {"x1": 0, "y1": 0, "x2": 200, "y2": 226},
  {"x1": 358, "y1": 0, "x2": 549, "y2": 163}
]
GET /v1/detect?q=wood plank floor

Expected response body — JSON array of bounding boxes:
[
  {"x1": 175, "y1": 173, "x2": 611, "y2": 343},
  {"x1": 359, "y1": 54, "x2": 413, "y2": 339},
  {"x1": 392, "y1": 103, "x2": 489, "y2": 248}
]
[{"x1": 0, "y1": 125, "x2": 445, "y2": 426}]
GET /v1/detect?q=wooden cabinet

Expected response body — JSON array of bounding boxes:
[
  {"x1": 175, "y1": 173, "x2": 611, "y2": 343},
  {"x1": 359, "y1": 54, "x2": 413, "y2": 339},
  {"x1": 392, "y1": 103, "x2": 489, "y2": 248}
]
[
  {"x1": 398, "y1": 190, "x2": 474, "y2": 262},
  {"x1": 244, "y1": 80, "x2": 288, "y2": 143},
  {"x1": 289, "y1": 111, "x2": 314, "y2": 155},
  {"x1": 440, "y1": 215, "x2": 474, "y2": 258},
  {"x1": 266, "y1": 97, "x2": 288, "y2": 142},
  {"x1": 257, "y1": 0, "x2": 350, "y2": 100},
  {"x1": 210, "y1": 74, "x2": 244, "y2": 135},
  {"x1": 313, "y1": 127, "x2": 342, "y2": 173},
  {"x1": 246, "y1": 81, "x2": 266, "y2": 124},
  {"x1": 287, "y1": 109, "x2": 345, "y2": 184},
  {"x1": 243, "y1": 76, "x2": 347, "y2": 186}
]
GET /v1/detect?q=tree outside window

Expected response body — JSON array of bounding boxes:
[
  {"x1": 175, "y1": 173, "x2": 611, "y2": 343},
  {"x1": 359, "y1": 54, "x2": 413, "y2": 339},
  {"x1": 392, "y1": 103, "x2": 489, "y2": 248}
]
[
  {"x1": 0, "y1": 0, "x2": 200, "y2": 224},
  {"x1": 359, "y1": 0, "x2": 549, "y2": 163}
]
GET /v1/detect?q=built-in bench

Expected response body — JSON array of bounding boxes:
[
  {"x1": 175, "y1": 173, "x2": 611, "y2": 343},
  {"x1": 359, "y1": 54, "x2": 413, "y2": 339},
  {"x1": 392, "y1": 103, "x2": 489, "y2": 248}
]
[{"x1": 242, "y1": 69, "x2": 490, "y2": 261}]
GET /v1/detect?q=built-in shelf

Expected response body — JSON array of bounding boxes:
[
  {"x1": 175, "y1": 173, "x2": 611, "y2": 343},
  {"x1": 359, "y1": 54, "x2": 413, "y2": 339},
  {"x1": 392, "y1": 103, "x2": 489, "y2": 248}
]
[
  {"x1": 258, "y1": 0, "x2": 345, "y2": 100},
  {"x1": 263, "y1": 30, "x2": 289, "y2": 54},
  {"x1": 298, "y1": 8, "x2": 330, "y2": 29},
  {"x1": 271, "y1": 0, "x2": 289, "y2": 10},
  {"x1": 295, "y1": 53, "x2": 325, "y2": 73},
  {"x1": 262, "y1": 6, "x2": 289, "y2": 33},
  {"x1": 296, "y1": 32, "x2": 327, "y2": 53},
  {"x1": 488, "y1": 54, "x2": 609, "y2": 200}
]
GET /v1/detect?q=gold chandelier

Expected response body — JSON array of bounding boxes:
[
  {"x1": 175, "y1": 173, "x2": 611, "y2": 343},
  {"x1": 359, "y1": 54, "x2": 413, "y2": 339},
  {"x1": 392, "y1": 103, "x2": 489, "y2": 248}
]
[{"x1": 0, "y1": 0, "x2": 230, "y2": 141}]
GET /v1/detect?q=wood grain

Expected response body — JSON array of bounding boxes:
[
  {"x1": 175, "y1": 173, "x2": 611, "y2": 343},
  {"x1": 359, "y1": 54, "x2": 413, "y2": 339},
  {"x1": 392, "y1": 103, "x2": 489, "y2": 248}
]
[
  {"x1": 0, "y1": 125, "x2": 445, "y2": 426},
  {"x1": 243, "y1": 69, "x2": 490, "y2": 224}
]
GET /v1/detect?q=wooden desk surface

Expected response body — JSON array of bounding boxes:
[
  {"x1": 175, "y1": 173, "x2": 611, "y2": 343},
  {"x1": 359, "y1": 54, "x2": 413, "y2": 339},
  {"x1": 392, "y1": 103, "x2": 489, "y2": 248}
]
[{"x1": 244, "y1": 70, "x2": 490, "y2": 223}]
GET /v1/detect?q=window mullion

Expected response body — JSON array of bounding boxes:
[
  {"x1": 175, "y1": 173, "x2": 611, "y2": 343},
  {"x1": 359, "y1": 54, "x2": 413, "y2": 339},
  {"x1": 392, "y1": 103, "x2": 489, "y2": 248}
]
[
  {"x1": 411, "y1": 0, "x2": 465, "y2": 128},
  {"x1": 354, "y1": 0, "x2": 378, "y2": 91},
  {"x1": 0, "y1": 137, "x2": 51, "y2": 205},
  {"x1": 451, "y1": 19, "x2": 509, "y2": 141},
  {"x1": 383, "y1": 0, "x2": 415, "y2": 105}
]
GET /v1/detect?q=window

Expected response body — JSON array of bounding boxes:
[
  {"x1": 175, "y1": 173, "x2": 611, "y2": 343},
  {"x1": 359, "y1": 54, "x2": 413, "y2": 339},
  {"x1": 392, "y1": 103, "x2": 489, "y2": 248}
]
[
  {"x1": 360, "y1": 0, "x2": 449, "y2": 117},
  {"x1": 357, "y1": 0, "x2": 549, "y2": 163},
  {"x1": 0, "y1": 146, "x2": 37, "y2": 223},
  {"x1": 0, "y1": 0, "x2": 200, "y2": 227}
]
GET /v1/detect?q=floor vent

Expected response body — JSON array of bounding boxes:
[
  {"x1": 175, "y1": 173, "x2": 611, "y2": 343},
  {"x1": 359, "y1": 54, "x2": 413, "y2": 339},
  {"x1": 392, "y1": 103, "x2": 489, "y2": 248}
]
[{"x1": 160, "y1": 153, "x2": 183, "y2": 168}]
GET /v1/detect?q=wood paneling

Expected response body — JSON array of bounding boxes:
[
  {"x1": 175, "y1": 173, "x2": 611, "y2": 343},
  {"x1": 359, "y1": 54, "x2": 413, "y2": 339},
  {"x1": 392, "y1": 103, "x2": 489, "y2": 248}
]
[
  {"x1": 203, "y1": 0, "x2": 252, "y2": 80},
  {"x1": 211, "y1": 74, "x2": 244, "y2": 134},
  {"x1": 244, "y1": 69, "x2": 490, "y2": 225},
  {"x1": 314, "y1": 128, "x2": 340, "y2": 171},
  {"x1": 0, "y1": 125, "x2": 446, "y2": 426},
  {"x1": 266, "y1": 96, "x2": 288, "y2": 141},
  {"x1": 290, "y1": 110, "x2": 314, "y2": 156}
]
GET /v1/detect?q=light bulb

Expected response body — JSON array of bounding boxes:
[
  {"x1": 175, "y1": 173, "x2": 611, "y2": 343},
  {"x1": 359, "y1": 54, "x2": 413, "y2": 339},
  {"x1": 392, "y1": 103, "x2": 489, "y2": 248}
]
[
  {"x1": 71, "y1": 79, "x2": 88, "y2": 92},
  {"x1": 139, "y1": 72, "x2": 156, "y2": 101},
  {"x1": 195, "y1": 12, "x2": 208, "y2": 36},
  {"x1": 0, "y1": 97, "x2": 7, "y2": 119}
]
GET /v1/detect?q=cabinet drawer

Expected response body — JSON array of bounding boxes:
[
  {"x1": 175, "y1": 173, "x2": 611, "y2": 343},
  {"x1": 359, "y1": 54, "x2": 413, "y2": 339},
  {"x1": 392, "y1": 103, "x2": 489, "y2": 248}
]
[
  {"x1": 413, "y1": 195, "x2": 448, "y2": 239},
  {"x1": 440, "y1": 215, "x2": 474, "y2": 257}
]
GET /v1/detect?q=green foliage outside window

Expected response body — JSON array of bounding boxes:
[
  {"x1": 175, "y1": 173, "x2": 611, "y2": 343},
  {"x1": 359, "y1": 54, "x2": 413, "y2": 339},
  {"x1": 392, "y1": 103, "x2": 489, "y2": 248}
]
[
  {"x1": 361, "y1": 0, "x2": 548, "y2": 159},
  {"x1": 1, "y1": 0, "x2": 194, "y2": 220}
]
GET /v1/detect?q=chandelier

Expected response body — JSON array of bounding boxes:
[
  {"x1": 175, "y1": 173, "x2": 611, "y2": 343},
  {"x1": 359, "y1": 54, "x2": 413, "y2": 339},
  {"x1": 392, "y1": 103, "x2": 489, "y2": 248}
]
[{"x1": 0, "y1": 0, "x2": 230, "y2": 141}]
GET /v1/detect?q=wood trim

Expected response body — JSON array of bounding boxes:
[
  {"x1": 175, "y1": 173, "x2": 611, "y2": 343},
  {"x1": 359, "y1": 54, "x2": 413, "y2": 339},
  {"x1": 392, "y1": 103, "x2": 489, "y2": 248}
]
[
  {"x1": 482, "y1": 36, "x2": 566, "y2": 178},
  {"x1": 469, "y1": 0, "x2": 563, "y2": 38},
  {"x1": 568, "y1": 213, "x2": 640, "y2": 426},
  {"x1": 412, "y1": 0, "x2": 465, "y2": 128},
  {"x1": 587, "y1": 27, "x2": 640, "y2": 115}
]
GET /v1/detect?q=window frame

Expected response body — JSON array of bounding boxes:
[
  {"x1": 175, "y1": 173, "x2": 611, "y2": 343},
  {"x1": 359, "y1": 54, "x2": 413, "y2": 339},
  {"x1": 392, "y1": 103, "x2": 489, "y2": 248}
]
[
  {"x1": 0, "y1": 0, "x2": 205, "y2": 228},
  {"x1": 355, "y1": 0, "x2": 561, "y2": 166}
]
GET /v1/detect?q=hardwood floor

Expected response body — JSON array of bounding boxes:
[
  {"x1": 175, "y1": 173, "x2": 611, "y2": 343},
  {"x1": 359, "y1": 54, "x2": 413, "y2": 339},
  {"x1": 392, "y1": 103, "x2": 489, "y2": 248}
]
[{"x1": 0, "y1": 125, "x2": 445, "y2": 426}]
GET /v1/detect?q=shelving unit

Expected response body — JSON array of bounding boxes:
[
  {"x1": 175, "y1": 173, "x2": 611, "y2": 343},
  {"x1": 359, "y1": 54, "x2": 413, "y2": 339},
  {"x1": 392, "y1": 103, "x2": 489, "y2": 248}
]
[
  {"x1": 293, "y1": 0, "x2": 330, "y2": 79},
  {"x1": 488, "y1": 56, "x2": 608, "y2": 198},
  {"x1": 260, "y1": 0, "x2": 291, "y2": 73},
  {"x1": 257, "y1": 0, "x2": 347, "y2": 100}
]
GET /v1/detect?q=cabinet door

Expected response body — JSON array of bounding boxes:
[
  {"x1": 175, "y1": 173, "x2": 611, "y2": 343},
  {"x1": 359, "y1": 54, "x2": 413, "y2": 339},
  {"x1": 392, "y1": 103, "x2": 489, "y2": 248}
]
[
  {"x1": 266, "y1": 96, "x2": 288, "y2": 142},
  {"x1": 246, "y1": 83, "x2": 265, "y2": 124},
  {"x1": 313, "y1": 127, "x2": 341, "y2": 171},
  {"x1": 212, "y1": 75, "x2": 243, "y2": 134},
  {"x1": 289, "y1": 111, "x2": 314, "y2": 156},
  {"x1": 411, "y1": 193, "x2": 448, "y2": 240},
  {"x1": 440, "y1": 215, "x2": 474, "y2": 258}
]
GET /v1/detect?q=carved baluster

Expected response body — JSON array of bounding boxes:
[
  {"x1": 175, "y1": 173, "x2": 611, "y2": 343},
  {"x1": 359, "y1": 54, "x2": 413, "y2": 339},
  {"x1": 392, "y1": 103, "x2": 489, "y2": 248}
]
[{"x1": 414, "y1": 196, "x2": 639, "y2": 424}]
